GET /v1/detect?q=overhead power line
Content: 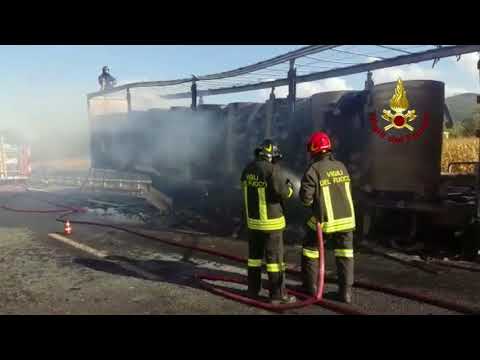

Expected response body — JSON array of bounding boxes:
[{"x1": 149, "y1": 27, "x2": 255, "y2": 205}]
[
  {"x1": 87, "y1": 45, "x2": 338, "y2": 99},
  {"x1": 161, "y1": 45, "x2": 480, "y2": 99}
]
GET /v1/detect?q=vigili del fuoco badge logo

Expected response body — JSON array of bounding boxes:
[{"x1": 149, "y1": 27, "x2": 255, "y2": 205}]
[{"x1": 369, "y1": 78, "x2": 429, "y2": 144}]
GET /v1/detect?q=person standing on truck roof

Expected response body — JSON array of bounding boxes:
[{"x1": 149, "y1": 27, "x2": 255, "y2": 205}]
[
  {"x1": 240, "y1": 139, "x2": 296, "y2": 305},
  {"x1": 299, "y1": 131, "x2": 356, "y2": 304},
  {"x1": 98, "y1": 66, "x2": 117, "y2": 90}
]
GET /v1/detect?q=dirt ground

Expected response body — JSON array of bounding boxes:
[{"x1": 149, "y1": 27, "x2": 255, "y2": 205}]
[{"x1": 0, "y1": 186, "x2": 479, "y2": 315}]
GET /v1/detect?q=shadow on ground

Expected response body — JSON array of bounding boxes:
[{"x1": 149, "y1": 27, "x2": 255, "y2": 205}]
[
  {"x1": 72, "y1": 255, "x2": 340, "y2": 303},
  {"x1": 74, "y1": 256, "x2": 205, "y2": 288}
]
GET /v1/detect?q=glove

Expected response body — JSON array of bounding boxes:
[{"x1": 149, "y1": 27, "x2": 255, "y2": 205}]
[{"x1": 286, "y1": 179, "x2": 295, "y2": 197}]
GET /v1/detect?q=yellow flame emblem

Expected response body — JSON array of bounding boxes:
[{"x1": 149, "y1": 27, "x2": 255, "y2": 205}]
[
  {"x1": 390, "y1": 78, "x2": 409, "y2": 112},
  {"x1": 381, "y1": 78, "x2": 417, "y2": 132}
]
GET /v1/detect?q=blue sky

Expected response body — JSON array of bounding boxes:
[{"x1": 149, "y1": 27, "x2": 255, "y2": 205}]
[
  {"x1": 1, "y1": 45, "x2": 479, "y2": 142},
  {"x1": 0, "y1": 45, "x2": 304, "y2": 135}
]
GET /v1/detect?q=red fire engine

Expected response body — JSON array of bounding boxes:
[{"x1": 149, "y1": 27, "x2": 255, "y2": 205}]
[{"x1": 0, "y1": 136, "x2": 31, "y2": 182}]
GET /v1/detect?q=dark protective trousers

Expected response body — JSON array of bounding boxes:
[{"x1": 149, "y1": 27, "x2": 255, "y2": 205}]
[
  {"x1": 301, "y1": 229, "x2": 354, "y2": 294},
  {"x1": 247, "y1": 229, "x2": 286, "y2": 300}
]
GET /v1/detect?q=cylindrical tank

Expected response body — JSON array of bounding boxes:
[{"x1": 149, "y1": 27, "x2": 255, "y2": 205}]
[{"x1": 365, "y1": 80, "x2": 444, "y2": 198}]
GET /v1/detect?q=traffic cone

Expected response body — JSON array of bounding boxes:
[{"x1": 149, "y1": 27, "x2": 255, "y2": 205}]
[{"x1": 64, "y1": 220, "x2": 72, "y2": 235}]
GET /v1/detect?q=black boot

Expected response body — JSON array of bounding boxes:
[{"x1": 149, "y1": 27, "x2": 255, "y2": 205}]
[
  {"x1": 301, "y1": 254, "x2": 319, "y2": 296},
  {"x1": 270, "y1": 282, "x2": 297, "y2": 305},
  {"x1": 270, "y1": 294, "x2": 297, "y2": 305},
  {"x1": 248, "y1": 268, "x2": 261, "y2": 299},
  {"x1": 337, "y1": 285, "x2": 353, "y2": 304}
]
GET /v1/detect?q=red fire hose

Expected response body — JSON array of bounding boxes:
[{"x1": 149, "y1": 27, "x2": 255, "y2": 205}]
[
  {"x1": 0, "y1": 188, "x2": 86, "y2": 214},
  {"x1": 194, "y1": 222, "x2": 326, "y2": 313},
  {"x1": 1, "y1": 189, "x2": 477, "y2": 315},
  {"x1": 1, "y1": 206, "x2": 69, "y2": 213},
  {"x1": 194, "y1": 222, "x2": 365, "y2": 314}
]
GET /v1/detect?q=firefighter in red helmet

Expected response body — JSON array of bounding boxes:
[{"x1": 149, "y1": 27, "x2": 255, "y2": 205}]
[{"x1": 299, "y1": 131, "x2": 356, "y2": 303}]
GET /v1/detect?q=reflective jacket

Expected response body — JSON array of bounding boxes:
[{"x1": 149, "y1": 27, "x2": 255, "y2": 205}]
[
  {"x1": 300, "y1": 154, "x2": 355, "y2": 233},
  {"x1": 241, "y1": 159, "x2": 294, "y2": 231}
]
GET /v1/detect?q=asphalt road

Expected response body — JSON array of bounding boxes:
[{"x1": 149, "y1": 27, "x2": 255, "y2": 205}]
[{"x1": 0, "y1": 186, "x2": 478, "y2": 315}]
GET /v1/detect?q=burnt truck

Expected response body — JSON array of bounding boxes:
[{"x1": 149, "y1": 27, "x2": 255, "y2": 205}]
[
  {"x1": 88, "y1": 80, "x2": 479, "y2": 251},
  {"x1": 0, "y1": 136, "x2": 31, "y2": 182}
]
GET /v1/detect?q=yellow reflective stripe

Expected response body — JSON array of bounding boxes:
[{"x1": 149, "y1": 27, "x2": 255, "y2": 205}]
[
  {"x1": 260, "y1": 260, "x2": 286, "y2": 270},
  {"x1": 335, "y1": 249, "x2": 354, "y2": 258},
  {"x1": 306, "y1": 182, "x2": 355, "y2": 233},
  {"x1": 303, "y1": 248, "x2": 319, "y2": 259},
  {"x1": 323, "y1": 217, "x2": 355, "y2": 233},
  {"x1": 242, "y1": 181, "x2": 249, "y2": 218},
  {"x1": 323, "y1": 225, "x2": 354, "y2": 232},
  {"x1": 266, "y1": 263, "x2": 281, "y2": 272},
  {"x1": 243, "y1": 180, "x2": 285, "y2": 230},
  {"x1": 307, "y1": 216, "x2": 354, "y2": 232},
  {"x1": 247, "y1": 217, "x2": 286, "y2": 227},
  {"x1": 324, "y1": 218, "x2": 355, "y2": 227},
  {"x1": 309, "y1": 224, "x2": 354, "y2": 233},
  {"x1": 287, "y1": 187, "x2": 293, "y2": 198},
  {"x1": 248, "y1": 259, "x2": 262, "y2": 267},
  {"x1": 258, "y1": 187, "x2": 268, "y2": 221},
  {"x1": 345, "y1": 181, "x2": 355, "y2": 220},
  {"x1": 323, "y1": 225, "x2": 354, "y2": 233},
  {"x1": 247, "y1": 216, "x2": 286, "y2": 231},
  {"x1": 322, "y1": 185, "x2": 334, "y2": 221}
]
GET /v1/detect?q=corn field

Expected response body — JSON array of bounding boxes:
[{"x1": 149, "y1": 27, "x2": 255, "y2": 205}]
[{"x1": 441, "y1": 137, "x2": 479, "y2": 174}]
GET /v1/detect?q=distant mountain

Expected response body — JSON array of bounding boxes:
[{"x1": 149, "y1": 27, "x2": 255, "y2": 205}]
[{"x1": 446, "y1": 93, "x2": 479, "y2": 122}]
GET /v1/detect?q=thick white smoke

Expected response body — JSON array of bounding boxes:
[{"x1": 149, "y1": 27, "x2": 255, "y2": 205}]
[{"x1": 91, "y1": 92, "x2": 225, "y2": 185}]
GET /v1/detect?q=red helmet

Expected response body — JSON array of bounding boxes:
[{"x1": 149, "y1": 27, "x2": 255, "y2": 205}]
[{"x1": 307, "y1": 131, "x2": 332, "y2": 155}]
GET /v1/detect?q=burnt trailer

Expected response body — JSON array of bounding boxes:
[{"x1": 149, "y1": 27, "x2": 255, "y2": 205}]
[{"x1": 88, "y1": 80, "x2": 478, "y2": 249}]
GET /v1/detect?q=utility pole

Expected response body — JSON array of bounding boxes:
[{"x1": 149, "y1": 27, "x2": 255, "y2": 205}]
[
  {"x1": 191, "y1": 76, "x2": 198, "y2": 111},
  {"x1": 126, "y1": 87, "x2": 132, "y2": 113},
  {"x1": 474, "y1": 55, "x2": 480, "y2": 259},
  {"x1": 287, "y1": 59, "x2": 297, "y2": 123},
  {"x1": 265, "y1": 87, "x2": 276, "y2": 138},
  {"x1": 359, "y1": 71, "x2": 375, "y2": 244},
  {"x1": 225, "y1": 104, "x2": 236, "y2": 175},
  {"x1": 0, "y1": 136, "x2": 5, "y2": 179}
]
